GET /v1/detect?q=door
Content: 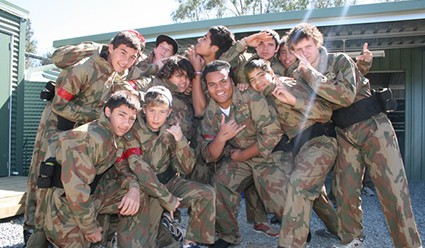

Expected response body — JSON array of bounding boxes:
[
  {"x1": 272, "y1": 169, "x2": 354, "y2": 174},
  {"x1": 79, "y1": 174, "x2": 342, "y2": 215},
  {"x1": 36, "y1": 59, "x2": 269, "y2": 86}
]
[{"x1": 0, "y1": 32, "x2": 11, "y2": 176}]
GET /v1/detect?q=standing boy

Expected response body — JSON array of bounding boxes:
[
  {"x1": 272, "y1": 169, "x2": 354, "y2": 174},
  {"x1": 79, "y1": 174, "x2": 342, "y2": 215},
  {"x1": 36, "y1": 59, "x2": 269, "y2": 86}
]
[{"x1": 286, "y1": 23, "x2": 422, "y2": 248}]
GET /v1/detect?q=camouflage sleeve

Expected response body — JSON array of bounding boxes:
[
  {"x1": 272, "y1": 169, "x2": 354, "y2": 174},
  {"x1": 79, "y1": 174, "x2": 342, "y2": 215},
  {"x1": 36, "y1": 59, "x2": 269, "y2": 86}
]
[
  {"x1": 51, "y1": 65, "x2": 97, "y2": 123},
  {"x1": 114, "y1": 141, "x2": 140, "y2": 190},
  {"x1": 299, "y1": 53, "x2": 357, "y2": 108},
  {"x1": 290, "y1": 83, "x2": 333, "y2": 122},
  {"x1": 56, "y1": 131, "x2": 100, "y2": 236},
  {"x1": 219, "y1": 39, "x2": 248, "y2": 63},
  {"x1": 200, "y1": 111, "x2": 220, "y2": 163},
  {"x1": 249, "y1": 94, "x2": 283, "y2": 158},
  {"x1": 173, "y1": 138, "x2": 196, "y2": 175},
  {"x1": 52, "y1": 42, "x2": 101, "y2": 69},
  {"x1": 126, "y1": 60, "x2": 158, "y2": 80}
]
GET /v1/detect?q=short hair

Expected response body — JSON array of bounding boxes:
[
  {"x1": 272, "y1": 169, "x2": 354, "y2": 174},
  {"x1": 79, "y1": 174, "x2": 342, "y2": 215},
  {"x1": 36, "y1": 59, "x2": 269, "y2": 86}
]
[
  {"x1": 244, "y1": 59, "x2": 273, "y2": 83},
  {"x1": 105, "y1": 90, "x2": 141, "y2": 112},
  {"x1": 110, "y1": 30, "x2": 145, "y2": 52},
  {"x1": 209, "y1": 26, "x2": 235, "y2": 59},
  {"x1": 157, "y1": 55, "x2": 196, "y2": 81},
  {"x1": 287, "y1": 23, "x2": 324, "y2": 49},
  {"x1": 276, "y1": 36, "x2": 288, "y2": 57},
  {"x1": 143, "y1": 86, "x2": 173, "y2": 109},
  {"x1": 202, "y1": 60, "x2": 232, "y2": 82},
  {"x1": 262, "y1": 28, "x2": 280, "y2": 47}
]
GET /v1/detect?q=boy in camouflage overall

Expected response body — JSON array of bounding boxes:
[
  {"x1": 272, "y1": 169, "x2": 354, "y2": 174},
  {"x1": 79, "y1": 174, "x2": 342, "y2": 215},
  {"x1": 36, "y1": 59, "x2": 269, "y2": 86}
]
[
  {"x1": 24, "y1": 30, "x2": 144, "y2": 247},
  {"x1": 201, "y1": 60, "x2": 290, "y2": 248},
  {"x1": 245, "y1": 59, "x2": 338, "y2": 247},
  {"x1": 115, "y1": 86, "x2": 216, "y2": 248},
  {"x1": 287, "y1": 23, "x2": 422, "y2": 248},
  {"x1": 41, "y1": 90, "x2": 141, "y2": 247},
  {"x1": 187, "y1": 26, "x2": 277, "y2": 237}
]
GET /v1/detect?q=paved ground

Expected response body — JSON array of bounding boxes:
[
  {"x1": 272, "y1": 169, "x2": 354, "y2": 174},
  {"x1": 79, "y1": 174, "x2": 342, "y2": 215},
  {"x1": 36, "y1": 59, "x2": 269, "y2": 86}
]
[{"x1": 1, "y1": 181, "x2": 424, "y2": 248}]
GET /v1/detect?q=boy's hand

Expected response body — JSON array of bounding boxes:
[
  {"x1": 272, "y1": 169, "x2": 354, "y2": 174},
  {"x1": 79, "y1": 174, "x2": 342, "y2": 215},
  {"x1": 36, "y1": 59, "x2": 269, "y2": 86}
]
[
  {"x1": 167, "y1": 123, "x2": 184, "y2": 142},
  {"x1": 356, "y1": 43, "x2": 373, "y2": 63},
  {"x1": 85, "y1": 226, "x2": 102, "y2": 243},
  {"x1": 218, "y1": 114, "x2": 245, "y2": 142},
  {"x1": 119, "y1": 186, "x2": 140, "y2": 216},
  {"x1": 171, "y1": 197, "x2": 183, "y2": 215},
  {"x1": 236, "y1": 83, "x2": 250, "y2": 91},
  {"x1": 272, "y1": 85, "x2": 296, "y2": 106}
]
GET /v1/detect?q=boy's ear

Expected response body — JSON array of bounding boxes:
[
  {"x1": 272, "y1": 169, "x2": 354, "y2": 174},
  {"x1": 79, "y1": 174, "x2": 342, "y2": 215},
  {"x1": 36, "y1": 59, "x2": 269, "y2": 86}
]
[
  {"x1": 105, "y1": 107, "x2": 111, "y2": 118},
  {"x1": 108, "y1": 43, "x2": 114, "y2": 54}
]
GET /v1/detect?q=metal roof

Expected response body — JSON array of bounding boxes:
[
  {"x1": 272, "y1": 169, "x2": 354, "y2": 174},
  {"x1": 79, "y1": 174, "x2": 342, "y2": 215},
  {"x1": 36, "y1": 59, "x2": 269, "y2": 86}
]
[{"x1": 53, "y1": 0, "x2": 425, "y2": 53}]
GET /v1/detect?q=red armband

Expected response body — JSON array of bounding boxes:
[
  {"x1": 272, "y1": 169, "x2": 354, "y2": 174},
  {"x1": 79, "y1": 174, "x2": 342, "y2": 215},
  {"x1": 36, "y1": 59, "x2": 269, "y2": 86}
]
[{"x1": 57, "y1": 87, "x2": 74, "y2": 101}]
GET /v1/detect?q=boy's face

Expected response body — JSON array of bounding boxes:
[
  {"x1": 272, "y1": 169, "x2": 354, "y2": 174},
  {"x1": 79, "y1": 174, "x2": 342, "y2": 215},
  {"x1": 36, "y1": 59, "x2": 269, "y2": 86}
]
[
  {"x1": 255, "y1": 40, "x2": 279, "y2": 61},
  {"x1": 153, "y1": 41, "x2": 174, "y2": 62},
  {"x1": 247, "y1": 68, "x2": 273, "y2": 93},
  {"x1": 108, "y1": 44, "x2": 139, "y2": 73},
  {"x1": 105, "y1": 105, "x2": 137, "y2": 137},
  {"x1": 169, "y1": 70, "x2": 190, "y2": 93},
  {"x1": 206, "y1": 69, "x2": 233, "y2": 109},
  {"x1": 278, "y1": 45, "x2": 297, "y2": 69},
  {"x1": 143, "y1": 104, "x2": 171, "y2": 132},
  {"x1": 291, "y1": 37, "x2": 321, "y2": 67},
  {"x1": 195, "y1": 32, "x2": 217, "y2": 58}
]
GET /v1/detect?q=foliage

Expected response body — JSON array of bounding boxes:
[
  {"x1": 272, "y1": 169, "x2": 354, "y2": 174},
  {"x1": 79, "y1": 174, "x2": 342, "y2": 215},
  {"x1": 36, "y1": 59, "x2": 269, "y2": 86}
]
[
  {"x1": 25, "y1": 19, "x2": 39, "y2": 68},
  {"x1": 171, "y1": 0, "x2": 402, "y2": 22}
]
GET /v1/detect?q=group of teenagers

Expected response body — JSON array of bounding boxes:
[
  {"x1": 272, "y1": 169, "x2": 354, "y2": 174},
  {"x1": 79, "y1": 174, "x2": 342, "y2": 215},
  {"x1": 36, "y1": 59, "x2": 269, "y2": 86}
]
[{"x1": 22, "y1": 22, "x2": 422, "y2": 248}]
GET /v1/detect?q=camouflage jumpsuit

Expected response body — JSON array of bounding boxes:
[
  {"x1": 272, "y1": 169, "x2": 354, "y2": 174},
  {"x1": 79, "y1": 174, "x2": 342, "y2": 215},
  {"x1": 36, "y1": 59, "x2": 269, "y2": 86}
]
[
  {"x1": 115, "y1": 115, "x2": 216, "y2": 247},
  {"x1": 201, "y1": 88, "x2": 291, "y2": 244},
  {"x1": 43, "y1": 113, "x2": 128, "y2": 248},
  {"x1": 25, "y1": 45, "x2": 129, "y2": 246},
  {"x1": 262, "y1": 79, "x2": 338, "y2": 247},
  {"x1": 298, "y1": 46, "x2": 422, "y2": 247}
]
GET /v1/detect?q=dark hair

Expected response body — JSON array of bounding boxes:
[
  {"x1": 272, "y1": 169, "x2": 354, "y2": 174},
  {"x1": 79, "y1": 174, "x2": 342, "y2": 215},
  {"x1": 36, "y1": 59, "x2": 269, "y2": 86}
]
[
  {"x1": 110, "y1": 30, "x2": 144, "y2": 52},
  {"x1": 276, "y1": 36, "x2": 288, "y2": 57},
  {"x1": 105, "y1": 90, "x2": 141, "y2": 112},
  {"x1": 202, "y1": 60, "x2": 232, "y2": 81},
  {"x1": 209, "y1": 26, "x2": 235, "y2": 59},
  {"x1": 157, "y1": 55, "x2": 196, "y2": 80},
  {"x1": 244, "y1": 59, "x2": 273, "y2": 84},
  {"x1": 287, "y1": 23, "x2": 323, "y2": 50}
]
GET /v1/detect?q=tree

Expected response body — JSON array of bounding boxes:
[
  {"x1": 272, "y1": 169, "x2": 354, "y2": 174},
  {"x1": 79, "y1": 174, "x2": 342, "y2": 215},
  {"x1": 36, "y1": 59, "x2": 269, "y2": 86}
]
[
  {"x1": 171, "y1": 0, "x2": 402, "y2": 22},
  {"x1": 25, "y1": 19, "x2": 39, "y2": 69}
]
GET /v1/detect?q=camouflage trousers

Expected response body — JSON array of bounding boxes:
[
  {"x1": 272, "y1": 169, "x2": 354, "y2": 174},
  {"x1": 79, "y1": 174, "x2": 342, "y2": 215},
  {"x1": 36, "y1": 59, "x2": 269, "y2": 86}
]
[
  {"x1": 42, "y1": 173, "x2": 126, "y2": 248},
  {"x1": 278, "y1": 135, "x2": 338, "y2": 248},
  {"x1": 213, "y1": 151, "x2": 292, "y2": 245},
  {"x1": 119, "y1": 175, "x2": 216, "y2": 247},
  {"x1": 24, "y1": 103, "x2": 57, "y2": 232},
  {"x1": 335, "y1": 113, "x2": 422, "y2": 247}
]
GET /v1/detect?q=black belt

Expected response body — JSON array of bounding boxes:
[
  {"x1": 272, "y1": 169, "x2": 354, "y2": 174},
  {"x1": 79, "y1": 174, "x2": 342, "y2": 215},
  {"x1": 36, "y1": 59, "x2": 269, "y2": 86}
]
[
  {"x1": 332, "y1": 95, "x2": 383, "y2": 129},
  {"x1": 272, "y1": 134, "x2": 291, "y2": 153},
  {"x1": 291, "y1": 122, "x2": 327, "y2": 156},
  {"x1": 157, "y1": 166, "x2": 177, "y2": 184}
]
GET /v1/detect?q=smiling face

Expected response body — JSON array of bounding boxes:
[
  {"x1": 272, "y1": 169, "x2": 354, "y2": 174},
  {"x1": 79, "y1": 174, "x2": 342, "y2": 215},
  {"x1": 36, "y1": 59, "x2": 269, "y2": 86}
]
[
  {"x1": 143, "y1": 104, "x2": 171, "y2": 132},
  {"x1": 108, "y1": 44, "x2": 139, "y2": 73},
  {"x1": 278, "y1": 44, "x2": 297, "y2": 69},
  {"x1": 169, "y1": 70, "x2": 190, "y2": 93},
  {"x1": 205, "y1": 69, "x2": 233, "y2": 109},
  {"x1": 105, "y1": 104, "x2": 137, "y2": 137},
  {"x1": 246, "y1": 68, "x2": 273, "y2": 93}
]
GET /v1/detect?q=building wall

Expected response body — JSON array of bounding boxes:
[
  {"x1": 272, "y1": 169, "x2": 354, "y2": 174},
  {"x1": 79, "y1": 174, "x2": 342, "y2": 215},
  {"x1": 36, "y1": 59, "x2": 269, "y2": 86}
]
[
  {"x1": 371, "y1": 47, "x2": 425, "y2": 180},
  {"x1": 0, "y1": 1, "x2": 27, "y2": 176}
]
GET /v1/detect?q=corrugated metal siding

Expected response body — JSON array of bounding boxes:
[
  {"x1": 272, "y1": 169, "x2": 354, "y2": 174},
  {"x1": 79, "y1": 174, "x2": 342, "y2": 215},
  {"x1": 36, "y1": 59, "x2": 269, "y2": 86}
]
[
  {"x1": 0, "y1": 7, "x2": 25, "y2": 175},
  {"x1": 22, "y1": 81, "x2": 47, "y2": 175},
  {"x1": 370, "y1": 47, "x2": 425, "y2": 181}
]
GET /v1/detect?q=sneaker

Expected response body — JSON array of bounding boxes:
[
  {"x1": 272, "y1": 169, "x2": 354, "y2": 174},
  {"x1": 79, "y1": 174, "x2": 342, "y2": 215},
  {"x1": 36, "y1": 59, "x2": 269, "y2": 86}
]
[
  {"x1": 209, "y1": 239, "x2": 232, "y2": 248},
  {"x1": 182, "y1": 242, "x2": 200, "y2": 248},
  {"x1": 315, "y1": 228, "x2": 339, "y2": 240},
  {"x1": 332, "y1": 237, "x2": 364, "y2": 248},
  {"x1": 269, "y1": 214, "x2": 281, "y2": 225},
  {"x1": 253, "y1": 222, "x2": 279, "y2": 237},
  {"x1": 361, "y1": 186, "x2": 375, "y2": 196},
  {"x1": 161, "y1": 211, "x2": 184, "y2": 242}
]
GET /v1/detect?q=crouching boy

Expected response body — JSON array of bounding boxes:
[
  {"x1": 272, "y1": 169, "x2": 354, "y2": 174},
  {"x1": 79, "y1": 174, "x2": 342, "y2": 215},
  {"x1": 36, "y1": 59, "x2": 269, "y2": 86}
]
[
  {"x1": 116, "y1": 86, "x2": 216, "y2": 248},
  {"x1": 40, "y1": 90, "x2": 141, "y2": 247}
]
